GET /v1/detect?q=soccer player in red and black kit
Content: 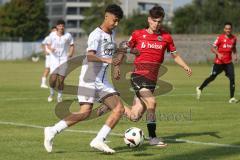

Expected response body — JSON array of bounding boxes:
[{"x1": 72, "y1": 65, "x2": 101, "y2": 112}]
[
  {"x1": 114, "y1": 6, "x2": 192, "y2": 147},
  {"x1": 196, "y1": 22, "x2": 238, "y2": 103}
]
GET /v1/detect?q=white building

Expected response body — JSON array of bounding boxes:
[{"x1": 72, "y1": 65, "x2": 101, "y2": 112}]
[{"x1": 45, "y1": 0, "x2": 174, "y2": 37}]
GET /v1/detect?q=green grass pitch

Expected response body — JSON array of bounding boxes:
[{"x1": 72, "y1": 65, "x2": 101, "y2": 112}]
[{"x1": 0, "y1": 60, "x2": 240, "y2": 160}]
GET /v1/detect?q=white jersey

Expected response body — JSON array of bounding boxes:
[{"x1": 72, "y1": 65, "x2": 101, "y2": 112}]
[
  {"x1": 78, "y1": 27, "x2": 117, "y2": 103},
  {"x1": 47, "y1": 32, "x2": 74, "y2": 58},
  {"x1": 47, "y1": 32, "x2": 74, "y2": 76},
  {"x1": 42, "y1": 35, "x2": 52, "y2": 54},
  {"x1": 81, "y1": 27, "x2": 116, "y2": 82}
]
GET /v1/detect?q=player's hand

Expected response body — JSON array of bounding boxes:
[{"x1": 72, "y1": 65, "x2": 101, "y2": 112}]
[
  {"x1": 113, "y1": 58, "x2": 121, "y2": 66},
  {"x1": 116, "y1": 48, "x2": 128, "y2": 55},
  {"x1": 217, "y1": 53, "x2": 223, "y2": 59},
  {"x1": 183, "y1": 66, "x2": 192, "y2": 77},
  {"x1": 233, "y1": 54, "x2": 238, "y2": 62},
  {"x1": 113, "y1": 65, "x2": 121, "y2": 80},
  {"x1": 104, "y1": 58, "x2": 112, "y2": 64}
]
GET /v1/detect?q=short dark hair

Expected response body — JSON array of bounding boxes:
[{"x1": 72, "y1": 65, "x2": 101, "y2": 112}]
[
  {"x1": 51, "y1": 26, "x2": 56, "y2": 30},
  {"x1": 105, "y1": 4, "x2": 123, "y2": 19},
  {"x1": 56, "y1": 19, "x2": 65, "y2": 25},
  {"x1": 224, "y1": 22, "x2": 232, "y2": 28},
  {"x1": 149, "y1": 5, "x2": 165, "y2": 18}
]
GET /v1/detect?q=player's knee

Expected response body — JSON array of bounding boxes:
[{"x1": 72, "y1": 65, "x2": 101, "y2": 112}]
[
  {"x1": 79, "y1": 109, "x2": 92, "y2": 119},
  {"x1": 130, "y1": 114, "x2": 141, "y2": 122},
  {"x1": 144, "y1": 99, "x2": 156, "y2": 109},
  {"x1": 114, "y1": 104, "x2": 125, "y2": 115},
  {"x1": 49, "y1": 81, "x2": 56, "y2": 88}
]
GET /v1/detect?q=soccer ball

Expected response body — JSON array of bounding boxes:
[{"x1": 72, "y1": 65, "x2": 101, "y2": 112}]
[
  {"x1": 31, "y1": 56, "x2": 39, "y2": 62},
  {"x1": 124, "y1": 127, "x2": 144, "y2": 148}
]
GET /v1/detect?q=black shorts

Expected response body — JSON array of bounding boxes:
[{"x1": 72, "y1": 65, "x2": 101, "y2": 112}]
[
  {"x1": 130, "y1": 73, "x2": 156, "y2": 97},
  {"x1": 211, "y1": 63, "x2": 234, "y2": 78}
]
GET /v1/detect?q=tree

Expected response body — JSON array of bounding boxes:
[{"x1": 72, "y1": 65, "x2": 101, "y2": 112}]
[
  {"x1": 172, "y1": 0, "x2": 240, "y2": 34},
  {"x1": 82, "y1": 0, "x2": 121, "y2": 35},
  {"x1": 0, "y1": 0, "x2": 49, "y2": 41}
]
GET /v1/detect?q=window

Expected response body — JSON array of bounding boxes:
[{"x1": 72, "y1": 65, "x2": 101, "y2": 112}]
[
  {"x1": 52, "y1": 5, "x2": 63, "y2": 15},
  {"x1": 52, "y1": 0, "x2": 63, "y2": 2},
  {"x1": 79, "y1": 7, "x2": 87, "y2": 15},
  {"x1": 79, "y1": 0, "x2": 90, "y2": 2},
  {"x1": 67, "y1": 7, "x2": 78, "y2": 15},
  {"x1": 67, "y1": 0, "x2": 78, "y2": 2},
  {"x1": 67, "y1": 20, "x2": 78, "y2": 28}
]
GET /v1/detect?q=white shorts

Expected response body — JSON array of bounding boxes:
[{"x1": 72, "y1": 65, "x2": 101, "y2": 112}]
[
  {"x1": 45, "y1": 55, "x2": 50, "y2": 68},
  {"x1": 49, "y1": 55, "x2": 68, "y2": 76},
  {"x1": 77, "y1": 63, "x2": 118, "y2": 103}
]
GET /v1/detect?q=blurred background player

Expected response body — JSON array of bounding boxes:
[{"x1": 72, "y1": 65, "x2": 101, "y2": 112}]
[
  {"x1": 44, "y1": 4, "x2": 125, "y2": 154},
  {"x1": 114, "y1": 5, "x2": 192, "y2": 147},
  {"x1": 40, "y1": 26, "x2": 56, "y2": 89},
  {"x1": 196, "y1": 22, "x2": 238, "y2": 103},
  {"x1": 46, "y1": 20, "x2": 74, "y2": 102}
]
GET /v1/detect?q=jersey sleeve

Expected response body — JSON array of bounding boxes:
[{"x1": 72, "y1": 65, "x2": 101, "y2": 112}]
[
  {"x1": 46, "y1": 35, "x2": 53, "y2": 45},
  {"x1": 166, "y1": 35, "x2": 177, "y2": 54},
  {"x1": 42, "y1": 36, "x2": 48, "y2": 45},
  {"x1": 127, "y1": 31, "x2": 137, "y2": 48},
  {"x1": 87, "y1": 31, "x2": 100, "y2": 52},
  {"x1": 213, "y1": 36, "x2": 221, "y2": 47},
  {"x1": 67, "y1": 33, "x2": 74, "y2": 45}
]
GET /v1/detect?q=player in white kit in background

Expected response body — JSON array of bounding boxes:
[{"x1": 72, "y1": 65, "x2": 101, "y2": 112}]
[
  {"x1": 46, "y1": 20, "x2": 74, "y2": 102},
  {"x1": 40, "y1": 26, "x2": 57, "y2": 89},
  {"x1": 44, "y1": 4, "x2": 124, "y2": 154}
]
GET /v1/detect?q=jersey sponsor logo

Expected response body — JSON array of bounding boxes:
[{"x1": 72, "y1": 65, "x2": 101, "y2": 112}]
[
  {"x1": 223, "y1": 44, "x2": 233, "y2": 48},
  {"x1": 140, "y1": 42, "x2": 163, "y2": 49},
  {"x1": 157, "y1": 36, "x2": 162, "y2": 41},
  {"x1": 103, "y1": 42, "x2": 116, "y2": 56}
]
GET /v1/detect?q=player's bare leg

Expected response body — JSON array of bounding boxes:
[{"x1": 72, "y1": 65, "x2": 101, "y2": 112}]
[
  {"x1": 44, "y1": 103, "x2": 93, "y2": 152},
  {"x1": 90, "y1": 95, "x2": 125, "y2": 154},
  {"x1": 41, "y1": 68, "x2": 50, "y2": 88},
  {"x1": 48, "y1": 74, "x2": 58, "y2": 102},
  {"x1": 138, "y1": 88, "x2": 167, "y2": 147},
  {"x1": 124, "y1": 96, "x2": 146, "y2": 122},
  {"x1": 56, "y1": 75, "x2": 65, "y2": 102}
]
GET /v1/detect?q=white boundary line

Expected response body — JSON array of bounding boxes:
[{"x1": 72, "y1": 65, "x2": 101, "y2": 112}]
[{"x1": 1, "y1": 121, "x2": 240, "y2": 148}]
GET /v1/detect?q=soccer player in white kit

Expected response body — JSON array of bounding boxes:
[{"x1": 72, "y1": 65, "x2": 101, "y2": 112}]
[
  {"x1": 46, "y1": 20, "x2": 74, "y2": 102},
  {"x1": 44, "y1": 4, "x2": 124, "y2": 154},
  {"x1": 40, "y1": 26, "x2": 56, "y2": 89}
]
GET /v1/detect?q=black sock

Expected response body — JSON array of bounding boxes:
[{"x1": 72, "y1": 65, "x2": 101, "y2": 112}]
[{"x1": 147, "y1": 122, "x2": 156, "y2": 138}]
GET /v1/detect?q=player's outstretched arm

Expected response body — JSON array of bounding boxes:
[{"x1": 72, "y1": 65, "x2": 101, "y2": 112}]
[
  {"x1": 232, "y1": 45, "x2": 238, "y2": 62},
  {"x1": 68, "y1": 45, "x2": 75, "y2": 58},
  {"x1": 87, "y1": 51, "x2": 112, "y2": 64},
  {"x1": 172, "y1": 53, "x2": 192, "y2": 77}
]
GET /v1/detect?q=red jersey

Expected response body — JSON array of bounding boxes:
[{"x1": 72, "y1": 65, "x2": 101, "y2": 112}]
[
  {"x1": 213, "y1": 34, "x2": 237, "y2": 64},
  {"x1": 128, "y1": 29, "x2": 176, "y2": 81}
]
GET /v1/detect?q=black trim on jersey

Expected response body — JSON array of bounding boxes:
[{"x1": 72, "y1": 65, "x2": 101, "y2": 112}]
[{"x1": 101, "y1": 65, "x2": 109, "y2": 83}]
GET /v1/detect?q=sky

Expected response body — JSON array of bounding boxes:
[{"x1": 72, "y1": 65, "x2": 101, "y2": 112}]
[{"x1": 173, "y1": 0, "x2": 192, "y2": 10}]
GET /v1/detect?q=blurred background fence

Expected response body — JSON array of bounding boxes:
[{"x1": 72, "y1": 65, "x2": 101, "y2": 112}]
[{"x1": 1, "y1": 34, "x2": 239, "y2": 63}]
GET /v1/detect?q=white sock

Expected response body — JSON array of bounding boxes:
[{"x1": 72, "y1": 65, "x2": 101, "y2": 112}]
[
  {"x1": 95, "y1": 124, "x2": 111, "y2": 141},
  {"x1": 50, "y1": 87, "x2": 54, "y2": 96},
  {"x1": 58, "y1": 90, "x2": 63, "y2": 98},
  {"x1": 52, "y1": 120, "x2": 68, "y2": 134},
  {"x1": 42, "y1": 77, "x2": 47, "y2": 85}
]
